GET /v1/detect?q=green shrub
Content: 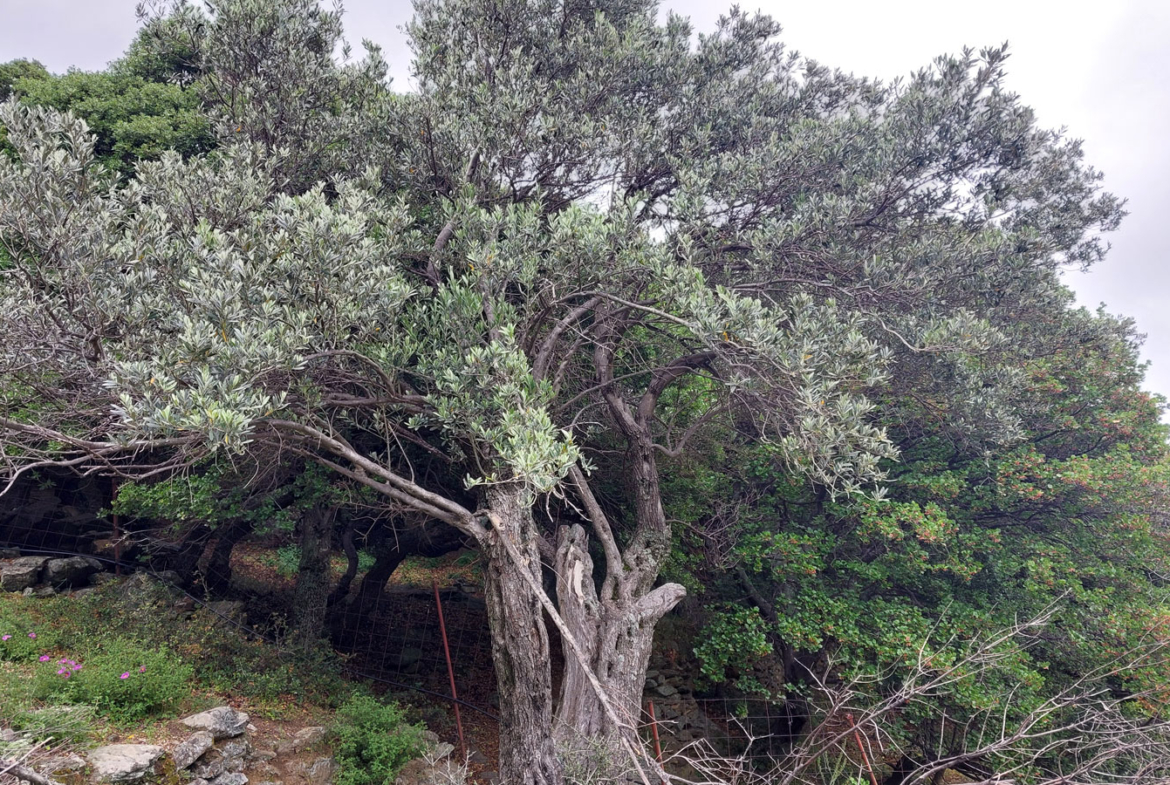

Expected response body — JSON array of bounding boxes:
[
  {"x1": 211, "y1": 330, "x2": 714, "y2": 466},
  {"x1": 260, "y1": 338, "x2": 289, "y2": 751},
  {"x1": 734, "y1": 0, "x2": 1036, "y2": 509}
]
[
  {"x1": 66, "y1": 638, "x2": 192, "y2": 721},
  {"x1": 0, "y1": 600, "x2": 60, "y2": 661},
  {"x1": 333, "y1": 695, "x2": 425, "y2": 785}
]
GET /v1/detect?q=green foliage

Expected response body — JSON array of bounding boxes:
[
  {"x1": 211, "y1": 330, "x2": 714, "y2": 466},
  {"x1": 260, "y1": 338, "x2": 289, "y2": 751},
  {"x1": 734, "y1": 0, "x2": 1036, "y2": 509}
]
[
  {"x1": 332, "y1": 695, "x2": 426, "y2": 785},
  {"x1": 12, "y1": 69, "x2": 212, "y2": 175},
  {"x1": 33, "y1": 638, "x2": 193, "y2": 722},
  {"x1": 0, "y1": 601, "x2": 60, "y2": 661},
  {"x1": 0, "y1": 59, "x2": 48, "y2": 100}
]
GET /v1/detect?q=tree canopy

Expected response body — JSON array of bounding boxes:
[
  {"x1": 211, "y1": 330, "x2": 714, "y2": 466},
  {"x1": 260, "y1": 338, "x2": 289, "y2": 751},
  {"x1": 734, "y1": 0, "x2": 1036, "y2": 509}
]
[{"x1": 1, "y1": 1, "x2": 1166, "y2": 783}]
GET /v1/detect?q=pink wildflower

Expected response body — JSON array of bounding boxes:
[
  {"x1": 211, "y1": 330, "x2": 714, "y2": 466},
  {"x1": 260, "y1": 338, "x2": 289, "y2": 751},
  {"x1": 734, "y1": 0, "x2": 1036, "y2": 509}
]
[
  {"x1": 39, "y1": 655, "x2": 50, "y2": 662},
  {"x1": 120, "y1": 672, "x2": 130, "y2": 679},
  {"x1": 1, "y1": 635, "x2": 10, "y2": 641},
  {"x1": 27, "y1": 633, "x2": 36, "y2": 639}
]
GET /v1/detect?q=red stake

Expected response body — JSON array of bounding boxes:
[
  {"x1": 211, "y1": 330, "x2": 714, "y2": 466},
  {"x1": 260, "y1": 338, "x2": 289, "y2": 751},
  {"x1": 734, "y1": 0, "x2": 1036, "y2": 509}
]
[
  {"x1": 846, "y1": 712, "x2": 879, "y2": 785},
  {"x1": 647, "y1": 701, "x2": 665, "y2": 784},
  {"x1": 433, "y1": 578, "x2": 466, "y2": 760}
]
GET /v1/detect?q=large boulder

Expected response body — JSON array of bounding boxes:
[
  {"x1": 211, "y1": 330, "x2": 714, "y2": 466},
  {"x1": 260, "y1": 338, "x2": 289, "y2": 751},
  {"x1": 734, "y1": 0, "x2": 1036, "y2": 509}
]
[
  {"x1": 44, "y1": 556, "x2": 100, "y2": 588},
  {"x1": 0, "y1": 556, "x2": 46, "y2": 591},
  {"x1": 88, "y1": 744, "x2": 164, "y2": 782},
  {"x1": 181, "y1": 707, "x2": 250, "y2": 740}
]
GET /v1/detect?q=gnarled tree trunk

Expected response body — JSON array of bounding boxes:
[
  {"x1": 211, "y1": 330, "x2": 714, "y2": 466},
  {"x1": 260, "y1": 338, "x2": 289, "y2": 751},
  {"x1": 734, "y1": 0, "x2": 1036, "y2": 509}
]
[
  {"x1": 481, "y1": 484, "x2": 563, "y2": 785},
  {"x1": 292, "y1": 505, "x2": 337, "y2": 649}
]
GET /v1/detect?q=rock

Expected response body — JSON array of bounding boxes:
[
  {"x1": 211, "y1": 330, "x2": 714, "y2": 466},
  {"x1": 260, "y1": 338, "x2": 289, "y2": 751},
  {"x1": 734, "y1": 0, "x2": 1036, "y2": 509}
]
[
  {"x1": 655, "y1": 683, "x2": 678, "y2": 698},
  {"x1": 250, "y1": 750, "x2": 277, "y2": 763},
  {"x1": 1, "y1": 556, "x2": 46, "y2": 591},
  {"x1": 0, "y1": 548, "x2": 19, "y2": 558},
  {"x1": 254, "y1": 782, "x2": 282, "y2": 785},
  {"x1": 221, "y1": 739, "x2": 251, "y2": 760},
  {"x1": 187, "y1": 779, "x2": 210, "y2": 785},
  {"x1": 467, "y1": 750, "x2": 488, "y2": 765},
  {"x1": 208, "y1": 773, "x2": 248, "y2": 785},
  {"x1": 92, "y1": 572, "x2": 121, "y2": 585},
  {"x1": 181, "y1": 707, "x2": 251, "y2": 739},
  {"x1": 431, "y1": 743, "x2": 454, "y2": 759},
  {"x1": 45, "y1": 556, "x2": 99, "y2": 588},
  {"x1": 155, "y1": 569, "x2": 182, "y2": 586},
  {"x1": 32, "y1": 585, "x2": 56, "y2": 597},
  {"x1": 42, "y1": 753, "x2": 88, "y2": 773},
  {"x1": 190, "y1": 752, "x2": 226, "y2": 781},
  {"x1": 72, "y1": 586, "x2": 99, "y2": 598},
  {"x1": 419, "y1": 730, "x2": 440, "y2": 746},
  {"x1": 172, "y1": 732, "x2": 216, "y2": 770},
  {"x1": 306, "y1": 757, "x2": 337, "y2": 785},
  {"x1": 0, "y1": 728, "x2": 18, "y2": 741},
  {"x1": 88, "y1": 744, "x2": 164, "y2": 782},
  {"x1": 276, "y1": 726, "x2": 327, "y2": 754}
]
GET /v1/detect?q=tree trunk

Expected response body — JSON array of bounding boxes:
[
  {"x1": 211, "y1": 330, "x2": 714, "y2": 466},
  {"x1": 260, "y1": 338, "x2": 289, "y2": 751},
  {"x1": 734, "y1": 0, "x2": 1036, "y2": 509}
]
[
  {"x1": 327, "y1": 523, "x2": 359, "y2": 608},
  {"x1": 552, "y1": 524, "x2": 684, "y2": 777},
  {"x1": 292, "y1": 505, "x2": 336, "y2": 648},
  {"x1": 202, "y1": 518, "x2": 251, "y2": 596},
  {"x1": 330, "y1": 519, "x2": 464, "y2": 648},
  {"x1": 482, "y1": 485, "x2": 563, "y2": 785}
]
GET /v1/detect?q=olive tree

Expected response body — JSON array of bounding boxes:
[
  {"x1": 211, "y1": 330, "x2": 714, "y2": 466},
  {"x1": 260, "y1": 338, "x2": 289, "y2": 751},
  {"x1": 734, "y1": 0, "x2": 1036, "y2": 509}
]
[{"x1": 0, "y1": 0, "x2": 1123, "y2": 781}]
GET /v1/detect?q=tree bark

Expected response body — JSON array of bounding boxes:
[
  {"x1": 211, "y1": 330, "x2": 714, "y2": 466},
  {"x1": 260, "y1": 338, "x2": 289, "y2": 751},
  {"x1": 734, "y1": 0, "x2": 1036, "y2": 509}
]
[
  {"x1": 482, "y1": 485, "x2": 564, "y2": 785},
  {"x1": 327, "y1": 522, "x2": 359, "y2": 608},
  {"x1": 330, "y1": 519, "x2": 464, "y2": 648},
  {"x1": 552, "y1": 524, "x2": 684, "y2": 776},
  {"x1": 292, "y1": 505, "x2": 336, "y2": 648},
  {"x1": 202, "y1": 518, "x2": 251, "y2": 596}
]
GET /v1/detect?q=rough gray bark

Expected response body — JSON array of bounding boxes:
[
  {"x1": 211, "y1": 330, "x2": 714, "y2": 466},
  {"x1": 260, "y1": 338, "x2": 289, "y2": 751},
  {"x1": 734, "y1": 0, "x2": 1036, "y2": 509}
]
[
  {"x1": 292, "y1": 505, "x2": 336, "y2": 648},
  {"x1": 481, "y1": 484, "x2": 564, "y2": 785}
]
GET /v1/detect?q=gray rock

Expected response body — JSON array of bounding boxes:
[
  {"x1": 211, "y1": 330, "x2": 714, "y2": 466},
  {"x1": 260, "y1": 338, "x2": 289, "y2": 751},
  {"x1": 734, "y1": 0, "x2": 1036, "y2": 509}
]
[
  {"x1": 181, "y1": 707, "x2": 251, "y2": 739},
  {"x1": 42, "y1": 753, "x2": 88, "y2": 773},
  {"x1": 190, "y1": 753, "x2": 226, "y2": 780},
  {"x1": 419, "y1": 730, "x2": 440, "y2": 746},
  {"x1": 220, "y1": 739, "x2": 251, "y2": 760},
  {"x1": 276, "y1": 726, "x2": 327, "y2": 754},
  {"x1": 45, "y1": 556, "x2": 98, "y2": 587},
  {"x1": 172, "y1": 731, "x2": 216, "y2": 770},
  {"x1": 92, "y1": 572, "x2": 121, "y2": 585},
  {"x1": 655, "y1": 683, "x2": 678, "y2": 698},
  {"x1": 72, "y1": 586, "x2": 99, "y2": 598},
  {"x1": 0, "y1": 728, "x2": 18, "y2": 741},
  {"x1": 467, "y1": 750, "x2": 488, "y2": 765},
  {"x1": 431, "y1": 743, "x2": 454, "y2": 759},
  {"x1": 208, "y1": 773, "x2": 248, "y2": 785},
  {"x1": 0, "y1": 548, "x2": 18, "y2": 558},
  {"x1": 88, "y1": 744, "x2": 164, "y2": 782},
  {"x1": 250, "y1": 750, "x2": 277, "y2": 763},
  {"x1": 32, "y1": 584, "x2": 56, "y2": 597},
  {"x1": 1, "y1": 556, "x2": 46, "y2": 591},
  {"x1": 186, "y1": 779, "x2": 210, "y2": 785},
  {"x1": 306, "y1": 757, "x2": 337, "y2": 785}
]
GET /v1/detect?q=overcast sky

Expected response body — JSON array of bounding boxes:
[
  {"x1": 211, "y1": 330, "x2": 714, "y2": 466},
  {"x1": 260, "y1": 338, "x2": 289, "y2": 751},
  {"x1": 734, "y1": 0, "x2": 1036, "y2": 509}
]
[{"x1": 3, "y1": 0, "x2": 1168, "y2": 403}]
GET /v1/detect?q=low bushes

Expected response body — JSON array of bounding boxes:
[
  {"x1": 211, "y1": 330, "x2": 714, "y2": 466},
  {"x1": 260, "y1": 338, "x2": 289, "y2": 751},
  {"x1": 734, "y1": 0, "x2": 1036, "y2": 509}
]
[{"x1": 333, "y1": 695, "x2": 425, "y2": 785}]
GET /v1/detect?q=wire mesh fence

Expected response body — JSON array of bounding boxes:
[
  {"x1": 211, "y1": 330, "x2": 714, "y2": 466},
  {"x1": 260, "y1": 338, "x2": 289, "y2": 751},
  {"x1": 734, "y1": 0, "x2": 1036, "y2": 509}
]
[{"x1": 1, "y1": 484, "x2": 822, "y2": 778}]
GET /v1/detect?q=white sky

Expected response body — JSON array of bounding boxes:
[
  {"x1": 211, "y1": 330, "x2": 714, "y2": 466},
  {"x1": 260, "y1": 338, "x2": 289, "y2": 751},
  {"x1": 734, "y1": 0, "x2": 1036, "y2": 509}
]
[{"x1": 2, "y1": 0, "x2": 1168, "y2": 404}]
